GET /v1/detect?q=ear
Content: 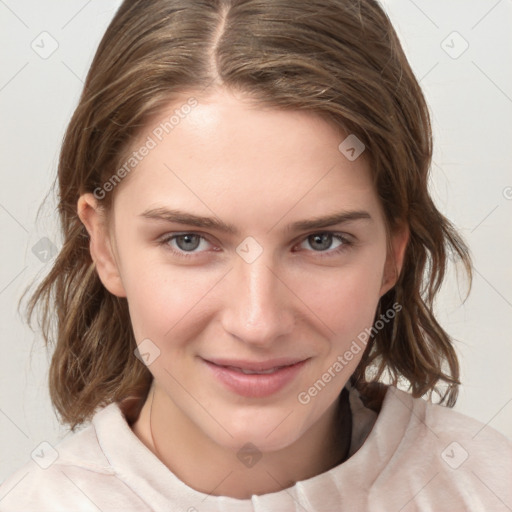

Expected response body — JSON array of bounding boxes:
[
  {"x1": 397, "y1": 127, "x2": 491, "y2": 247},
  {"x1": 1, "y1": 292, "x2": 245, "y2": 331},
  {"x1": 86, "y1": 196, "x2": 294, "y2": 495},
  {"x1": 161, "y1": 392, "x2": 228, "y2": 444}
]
[
  {"x1": 77, "y1": 193, "x2": 127, "y2": 298},
  {"x1": 379, "y1": 220, "x2": 409, "y2": 297}
]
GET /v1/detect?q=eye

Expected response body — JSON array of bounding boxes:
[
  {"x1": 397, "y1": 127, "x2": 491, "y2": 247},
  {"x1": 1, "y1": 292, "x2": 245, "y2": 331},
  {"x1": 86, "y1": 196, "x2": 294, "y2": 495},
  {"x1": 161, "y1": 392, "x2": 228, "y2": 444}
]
[
  {"x1": 297, "y1": 232, "x2": 353, "y2": 256},
  {"x1": 157, "y1": 231, "x2": 354, "y2": 259},
  {"x1": 158, "y1": 233, "x2": 214, "y2": 257}
]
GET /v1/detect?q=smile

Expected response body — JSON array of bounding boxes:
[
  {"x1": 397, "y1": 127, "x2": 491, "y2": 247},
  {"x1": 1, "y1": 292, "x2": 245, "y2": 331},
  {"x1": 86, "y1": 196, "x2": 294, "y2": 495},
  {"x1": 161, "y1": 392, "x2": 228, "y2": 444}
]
[
  {"x1": 201, "y1": 358, "x2": 310, "y2": 398},
  {"x1": 226, "y1": 365, "x2": 286, "y2": 375}
]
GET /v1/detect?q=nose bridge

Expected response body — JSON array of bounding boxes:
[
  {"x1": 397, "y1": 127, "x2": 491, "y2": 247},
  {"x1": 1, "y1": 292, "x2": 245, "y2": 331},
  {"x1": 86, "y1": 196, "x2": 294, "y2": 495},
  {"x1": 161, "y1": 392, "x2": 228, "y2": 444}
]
[{"x1": 223, "y1": 244, "x2": 293, "y2": 344}]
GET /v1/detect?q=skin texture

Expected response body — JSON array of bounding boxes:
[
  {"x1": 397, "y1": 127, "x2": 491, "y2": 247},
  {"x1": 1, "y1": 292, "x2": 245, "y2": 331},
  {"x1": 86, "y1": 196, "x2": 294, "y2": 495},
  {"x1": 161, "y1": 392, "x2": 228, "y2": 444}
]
[{"x1": 77, "y1": 87, "x2": 409, "y2": 499}]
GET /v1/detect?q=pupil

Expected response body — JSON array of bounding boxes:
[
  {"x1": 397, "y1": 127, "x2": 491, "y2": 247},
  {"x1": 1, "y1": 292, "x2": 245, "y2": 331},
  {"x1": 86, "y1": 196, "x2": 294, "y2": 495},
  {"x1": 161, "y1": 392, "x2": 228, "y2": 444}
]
[
  {"x1": 310, "y1": 233, "x2": 331, "y2": 251},
  {"x1": 177, "y1": 234, "x2": 200, "y2": 251}
]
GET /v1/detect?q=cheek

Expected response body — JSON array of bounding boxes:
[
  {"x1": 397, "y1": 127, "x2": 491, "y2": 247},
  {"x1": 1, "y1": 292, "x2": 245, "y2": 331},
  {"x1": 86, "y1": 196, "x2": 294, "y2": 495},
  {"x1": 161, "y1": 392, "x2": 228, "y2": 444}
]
[
  {"x1": 120, "y1": 237, "x2": 386, "y2": 348},
  {"x1": 122, "y1": 257, "x2": 217, "y2": 344},
  {"x1": 291, "y1": 252, "x2": 386, "y2": 339}
]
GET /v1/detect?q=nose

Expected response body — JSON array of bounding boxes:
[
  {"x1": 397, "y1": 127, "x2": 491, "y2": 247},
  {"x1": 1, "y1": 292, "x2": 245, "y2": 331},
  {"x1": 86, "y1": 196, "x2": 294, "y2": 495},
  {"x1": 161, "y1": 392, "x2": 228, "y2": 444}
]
[{"x1": 221, "y1": 248, "x2": 295, "y2": 348}]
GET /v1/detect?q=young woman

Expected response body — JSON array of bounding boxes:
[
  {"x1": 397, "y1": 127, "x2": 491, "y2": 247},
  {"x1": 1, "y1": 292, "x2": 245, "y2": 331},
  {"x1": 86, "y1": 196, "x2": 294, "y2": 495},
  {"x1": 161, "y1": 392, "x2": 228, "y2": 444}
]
[{"x1": 1, "y1": 0, "x2": 511, "y2": 510}]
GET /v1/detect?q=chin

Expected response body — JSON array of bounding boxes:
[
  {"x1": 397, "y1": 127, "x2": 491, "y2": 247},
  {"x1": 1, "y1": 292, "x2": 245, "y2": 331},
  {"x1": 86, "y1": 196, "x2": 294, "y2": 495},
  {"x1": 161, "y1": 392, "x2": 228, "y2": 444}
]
[{"x1": 202, "y1": 406, "x2": 308, "y2": 453}]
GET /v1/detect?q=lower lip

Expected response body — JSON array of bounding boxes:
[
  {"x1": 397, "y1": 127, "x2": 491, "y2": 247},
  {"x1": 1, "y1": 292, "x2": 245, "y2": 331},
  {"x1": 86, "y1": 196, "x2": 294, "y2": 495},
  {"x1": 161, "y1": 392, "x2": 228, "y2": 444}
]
[{"x1": 202, "y1": 359, "x2": 309, "y2": 398}]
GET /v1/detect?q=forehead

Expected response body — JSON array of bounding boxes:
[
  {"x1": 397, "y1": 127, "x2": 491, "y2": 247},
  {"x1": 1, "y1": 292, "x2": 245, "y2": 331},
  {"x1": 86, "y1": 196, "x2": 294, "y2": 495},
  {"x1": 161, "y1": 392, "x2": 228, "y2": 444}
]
[{"x1": 113, "y1": 89, "x2": 381, "y2": 225}]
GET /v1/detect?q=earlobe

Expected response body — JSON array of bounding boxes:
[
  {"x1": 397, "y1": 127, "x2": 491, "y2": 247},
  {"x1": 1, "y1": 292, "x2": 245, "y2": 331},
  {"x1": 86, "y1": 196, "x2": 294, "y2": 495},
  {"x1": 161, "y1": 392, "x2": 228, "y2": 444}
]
[
  {"x1": 379, "y1": 222, "x2": 410, "y2": 297},
  {"x1": 77, "y1": 193, "x2": 127, "y2": 298}
]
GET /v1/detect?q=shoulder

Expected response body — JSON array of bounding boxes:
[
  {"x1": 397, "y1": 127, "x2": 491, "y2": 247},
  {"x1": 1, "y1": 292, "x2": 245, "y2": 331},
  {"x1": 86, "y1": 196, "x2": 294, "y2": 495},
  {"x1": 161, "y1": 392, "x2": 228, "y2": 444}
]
[
  {"x1": 0, "y1": 403, "x2": 150, "y2": 512},
  {"x1": 369, "y1": 386, "x2": 512, "y2": 511},
  {"x1": 387, "y1": 386, "x2": 512, "y2": 458}
]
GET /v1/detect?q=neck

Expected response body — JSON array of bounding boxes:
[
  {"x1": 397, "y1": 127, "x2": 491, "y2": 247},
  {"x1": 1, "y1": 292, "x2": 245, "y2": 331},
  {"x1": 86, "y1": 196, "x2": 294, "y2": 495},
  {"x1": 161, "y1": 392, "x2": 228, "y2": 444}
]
[{"x1": 131, "y1": 385, "x2": 352, "y2": 499}]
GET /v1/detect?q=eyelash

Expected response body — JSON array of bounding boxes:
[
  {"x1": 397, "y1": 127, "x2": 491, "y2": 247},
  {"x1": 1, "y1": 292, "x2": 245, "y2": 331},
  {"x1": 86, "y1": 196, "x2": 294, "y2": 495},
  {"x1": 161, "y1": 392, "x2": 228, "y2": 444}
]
[{"x1": 157, "y1": 232, "x2": 354, "y2": 259}]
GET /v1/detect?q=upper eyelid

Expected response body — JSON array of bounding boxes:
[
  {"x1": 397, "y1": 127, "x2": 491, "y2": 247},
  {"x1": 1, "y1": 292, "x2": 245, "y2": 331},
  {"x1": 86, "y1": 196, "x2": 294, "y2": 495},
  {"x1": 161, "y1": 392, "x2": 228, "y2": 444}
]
[{"x1": 160, "y1": 230, "x2": 354, "y2": 249}]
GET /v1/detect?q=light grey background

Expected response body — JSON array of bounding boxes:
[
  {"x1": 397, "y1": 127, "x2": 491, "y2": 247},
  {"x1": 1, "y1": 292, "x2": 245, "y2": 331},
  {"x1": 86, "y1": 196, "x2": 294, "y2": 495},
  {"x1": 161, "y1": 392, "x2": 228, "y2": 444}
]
[{"x1": 1, "y1": 0, "x2": 511, "y2": 483}]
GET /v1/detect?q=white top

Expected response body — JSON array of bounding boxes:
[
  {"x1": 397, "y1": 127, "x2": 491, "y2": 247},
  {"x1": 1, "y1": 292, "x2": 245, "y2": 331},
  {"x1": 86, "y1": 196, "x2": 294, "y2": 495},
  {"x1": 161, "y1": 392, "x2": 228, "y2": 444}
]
[{"x1": 1, "y1": 385, "x2": 511, "y2": 511}]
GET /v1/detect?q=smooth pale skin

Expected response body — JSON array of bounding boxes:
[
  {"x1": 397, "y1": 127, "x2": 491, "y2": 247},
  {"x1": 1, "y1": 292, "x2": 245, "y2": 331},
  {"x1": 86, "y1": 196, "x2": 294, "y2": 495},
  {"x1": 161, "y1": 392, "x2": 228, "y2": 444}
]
[{"x1": 77, "y1": 87, "x2": 409, "y2": 499}]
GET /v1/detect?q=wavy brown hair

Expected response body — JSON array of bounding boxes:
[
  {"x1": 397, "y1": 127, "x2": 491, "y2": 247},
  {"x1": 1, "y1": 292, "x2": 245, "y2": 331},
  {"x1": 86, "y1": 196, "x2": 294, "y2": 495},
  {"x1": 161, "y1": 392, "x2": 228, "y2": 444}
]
[{"x1": 20, "y1": 0, "x2": 472, "y2": 429}]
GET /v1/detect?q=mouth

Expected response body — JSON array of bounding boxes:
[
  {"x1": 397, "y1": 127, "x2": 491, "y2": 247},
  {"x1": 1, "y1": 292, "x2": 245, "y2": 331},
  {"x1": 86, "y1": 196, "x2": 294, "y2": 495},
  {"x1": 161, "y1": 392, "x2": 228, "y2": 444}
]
[
  {"x1": 201, "y1": 357, "x2": 310, "y2": 398},
  {"x1": 223, "y1": 365, "x2": 290, "y2": 375},
  {"x1": 204, "y1": 356, "x2": 308, "y2": 372}
]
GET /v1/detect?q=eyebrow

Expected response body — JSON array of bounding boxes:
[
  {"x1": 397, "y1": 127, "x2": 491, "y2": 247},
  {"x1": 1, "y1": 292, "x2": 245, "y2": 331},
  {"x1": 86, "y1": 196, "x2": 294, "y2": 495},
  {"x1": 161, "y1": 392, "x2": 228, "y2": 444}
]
[{"x1": 139, "y1": 207, "x2": 373, "y2": 236}]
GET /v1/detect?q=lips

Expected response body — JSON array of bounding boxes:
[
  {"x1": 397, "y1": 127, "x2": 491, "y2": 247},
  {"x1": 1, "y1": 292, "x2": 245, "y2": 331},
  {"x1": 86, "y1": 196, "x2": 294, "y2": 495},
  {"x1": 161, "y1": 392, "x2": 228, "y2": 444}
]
[
  {"x1": 225, "y1": 365, "x2": 287, "y2": 375},
  {"x1": 204, "y1": 357, "x2": 307, "y2": 373},
  {"x1": 201, "y1": 357, "x2": 310, "y2": 398}
]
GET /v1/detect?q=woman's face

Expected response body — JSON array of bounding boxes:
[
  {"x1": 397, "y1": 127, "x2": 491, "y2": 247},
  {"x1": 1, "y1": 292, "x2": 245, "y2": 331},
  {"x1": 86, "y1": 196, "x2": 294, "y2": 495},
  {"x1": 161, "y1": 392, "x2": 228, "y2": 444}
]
[{"x1": 82, "y1": 87, "x2": 408, "y2": 452}]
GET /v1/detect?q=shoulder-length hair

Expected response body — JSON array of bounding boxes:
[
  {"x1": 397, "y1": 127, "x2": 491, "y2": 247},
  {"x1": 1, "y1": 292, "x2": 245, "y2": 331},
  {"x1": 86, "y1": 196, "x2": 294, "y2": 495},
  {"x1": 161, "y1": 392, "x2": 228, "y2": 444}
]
[{"x1": 21, "y1": 0, "x2": 472, "y2": 429}]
